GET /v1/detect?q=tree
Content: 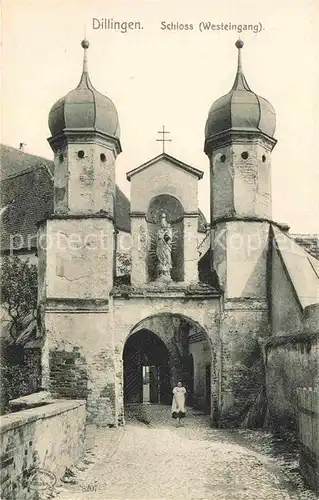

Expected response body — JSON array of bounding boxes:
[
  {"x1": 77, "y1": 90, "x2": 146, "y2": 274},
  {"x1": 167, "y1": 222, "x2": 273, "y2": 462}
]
[
  {"x1": 0, "y1": 256, "x2": 38, "y2": 342},
  {"x1": 116, "y1": 252, "x2": 131, "y2": 276}
]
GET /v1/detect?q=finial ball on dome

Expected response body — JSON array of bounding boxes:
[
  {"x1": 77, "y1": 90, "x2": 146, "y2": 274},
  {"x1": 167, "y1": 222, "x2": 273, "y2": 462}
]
[
  {"x1": 81, "y1": 39, "x2": 90, "y2": 49},
  {"x1": 235, "y1": 39, "x2": 244, "y2": 49}
]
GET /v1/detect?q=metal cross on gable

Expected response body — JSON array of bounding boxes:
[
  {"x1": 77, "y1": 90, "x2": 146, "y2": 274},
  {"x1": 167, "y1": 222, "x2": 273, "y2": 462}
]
[{"x1": 156, "y1": 125, "x2": 172, "y2": 153}]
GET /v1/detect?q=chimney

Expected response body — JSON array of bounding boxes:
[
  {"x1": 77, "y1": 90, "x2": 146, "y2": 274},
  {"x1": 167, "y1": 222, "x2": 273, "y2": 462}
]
[{"x1": 19, "y1": 142, "x2": 26, "y2": 152}]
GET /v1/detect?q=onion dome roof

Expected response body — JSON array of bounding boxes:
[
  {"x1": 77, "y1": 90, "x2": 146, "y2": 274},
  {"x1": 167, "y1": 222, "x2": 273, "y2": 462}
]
[
  {"x1": 48, "y1": 40, "x2": 120, "y2": 138},
  {"x1": 205, "y1": 40, "x2": 276, "y2": 140}
]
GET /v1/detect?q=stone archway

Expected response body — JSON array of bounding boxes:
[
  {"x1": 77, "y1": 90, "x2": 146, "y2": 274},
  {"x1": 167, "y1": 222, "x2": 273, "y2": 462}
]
[{"x1": 122, "y1": 312, "x2": 214, "y2": 419}]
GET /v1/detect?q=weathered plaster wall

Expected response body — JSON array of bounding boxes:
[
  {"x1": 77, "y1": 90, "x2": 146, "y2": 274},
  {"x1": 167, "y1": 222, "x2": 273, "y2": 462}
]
[
  {"x1": 265, "y1": 336, "x2": 319, "y2": 432},
  {"x1": 189, "y1": 340, "x2": 210, "y2": 410},
  {"x1": 41, "y1": 218, "x2": 114, "y2": 299},
  {"x1": 54, "y1": 142, "x2": 116, "y2": 216},
  {"x1": 271, "y1": 245, "x2": 304, "y2": 335},
  {"x1": 184, "y1": 216, "x2": 199, "y2": 283},
  {"x1": 113, "y1": 295, "x2": 220, "y2": 350},
  {"x1": 213, "y1": 221, "x2": 269, "y2": 300},
  {"x1": 130, "y1": 217, "x2": 148, "y2": 285},
  {"x1": 43, "y1": 310, "x2": 117, "y2": 426},
  {"x1": 116, "y1": 230, "x2": 131, "y2": 257},
  {"x1": 210, "y1": 220, "x2": 270, "y2": 426},
  {"x1": 0, "y1": 400, "x2": 85, "y2": 499},
  {"x1": 218, "y1": 303, "x2": 269, "y2": 426},
  {"x1": 210, "y1": 141, "x2": 272, "y2": 220},
  {"x1": 210, "y1": 146, "x2": 234, "y2": 220}
]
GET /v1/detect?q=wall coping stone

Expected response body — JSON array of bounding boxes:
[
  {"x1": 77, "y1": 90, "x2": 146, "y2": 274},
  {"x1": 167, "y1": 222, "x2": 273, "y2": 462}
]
[
  {"x1": 0, "y1": 400, "x2": 86, "y2": 434},
  {"x1": 259, "y1": 332, "x2": 319, "y2": 350},
  {"x1": 9, "y1": 391, "x2": 52, "y2": 410},
  {"x1": 112, "y1": 281, "x2": 220, "y2": 299}
]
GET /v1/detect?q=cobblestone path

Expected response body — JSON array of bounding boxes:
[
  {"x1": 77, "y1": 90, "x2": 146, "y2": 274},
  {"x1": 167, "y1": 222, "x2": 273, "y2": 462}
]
[{"x1": 55, "y1": 405, "x2": 316, "y2": 500}]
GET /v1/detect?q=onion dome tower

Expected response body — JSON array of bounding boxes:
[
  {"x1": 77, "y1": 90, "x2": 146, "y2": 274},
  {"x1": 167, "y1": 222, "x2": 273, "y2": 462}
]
[
  {"x1": 47, "y1": 40, "x2": 121, "y2": 216},
  {"x1": 204, "y1": 40, "x2": 277, "y2": 221},
  {"x1": 39, "y1": 41, "x2": 121, "y2": 422},
  {"x1": 48, "y1": 40, "x2": 120, "y2": 140}
]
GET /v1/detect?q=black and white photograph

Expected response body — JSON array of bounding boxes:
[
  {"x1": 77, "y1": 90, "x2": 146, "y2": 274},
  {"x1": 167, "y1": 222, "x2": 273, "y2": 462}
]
[{"x1": 1, "y1": 0, "x2": 318, "y2": 498}]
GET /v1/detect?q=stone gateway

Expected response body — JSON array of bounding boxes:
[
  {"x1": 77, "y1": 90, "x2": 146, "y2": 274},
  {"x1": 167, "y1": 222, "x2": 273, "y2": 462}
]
[{"x1": 8, "y1": 38, "x2": 315, "y2": 429}]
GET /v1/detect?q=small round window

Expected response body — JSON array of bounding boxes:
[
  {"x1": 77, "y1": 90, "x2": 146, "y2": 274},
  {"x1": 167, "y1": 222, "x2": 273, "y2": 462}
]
[
  {"x1": 241, "y1": 151, "x2": 249, "y2": 160},
  {"x1": 77, "y1": 150, "x2": 85, "y2": 159},
  {"x1": 100, "y1": 153, "x2": 106, "y2": 162},
  {"x1": 262, "y1": 154, "x2": 266, "y2": 163},
  {"x1": 58, "y1": 153, "x2": 64, "y2": 163},
  {"x1": 220, "y1": 154, "x2": 226, "y2": 163}
]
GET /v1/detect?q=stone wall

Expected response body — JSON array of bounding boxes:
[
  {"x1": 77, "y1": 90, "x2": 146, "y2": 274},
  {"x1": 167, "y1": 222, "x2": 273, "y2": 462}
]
[
  {"x1": 42, "y1": 309, "x2": 117, "y2": 427},
  {"x1": 218, "y1": 303, "x2": 269, "y2": 427},
  {"x1": 0, "y1": 399, "x2": 86, "y2": 499},
  {"x1": 264, "y1": 334, "x2": 319, "y2": 432},
  {"x1": 189, "y1": 340, "x2": 211, "y2": 410},
  {"x1": 129, "y1": 157, "x2": 199, "y2": 215},
  {"x1": 209, "y1": 139, "x2": 274, "y2": 221}
]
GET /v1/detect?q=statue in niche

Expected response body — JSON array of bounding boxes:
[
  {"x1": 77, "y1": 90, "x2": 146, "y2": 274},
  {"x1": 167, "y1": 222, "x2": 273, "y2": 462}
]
[{"x1": 155, "y1": 212, "x2": 173, "y2": 282}]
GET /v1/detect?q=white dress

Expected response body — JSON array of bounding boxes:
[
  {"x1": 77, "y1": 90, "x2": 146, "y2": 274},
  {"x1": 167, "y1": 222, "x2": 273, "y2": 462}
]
[{"x1": 171, "y1": 386, "x2": 186, "y2": 416}]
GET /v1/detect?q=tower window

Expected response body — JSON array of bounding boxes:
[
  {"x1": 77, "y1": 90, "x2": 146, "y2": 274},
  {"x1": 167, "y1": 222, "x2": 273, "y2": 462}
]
[
  {"x1": 262, "y1": 154, "x2": 266, "y2": 162},
  {"x1": 241, "y1": 151, "x2": 249, "y2": 160},
  {"x1": 220, "y1": 154, "x2": 226, "y2": 163},
  {"x1": 77, "y1": 150, "x2": 85, "y2": 159},
  {"x1": 59, "y1": 153, "x2": 64, "y2": 163},
  {"x1": 100, "y1": 153, "x2": 106, "y2": 162}
]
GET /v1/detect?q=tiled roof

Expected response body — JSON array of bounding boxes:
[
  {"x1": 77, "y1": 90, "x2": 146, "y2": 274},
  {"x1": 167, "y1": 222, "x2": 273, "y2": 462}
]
[
  {"x1": 0, "y1": 144, "x2": 54, "y2": 181},
  {"x1": 291, "y1": 234, "x2": 319, "y2": 261},
  {"x1": 272, "y1": 227, "x2": 319, "y2": 309},
  {"x1": 1, "y1": 166, "x2": 53, "y2": 251},
  {"x1": 0, "y1": 145, "x2": 131, "y2": 251}
]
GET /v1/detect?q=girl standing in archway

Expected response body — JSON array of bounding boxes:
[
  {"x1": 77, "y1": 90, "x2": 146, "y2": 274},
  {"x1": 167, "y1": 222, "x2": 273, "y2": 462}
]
[{"x1": 171, "y1": 381, "x2": 186, "y2": 425}]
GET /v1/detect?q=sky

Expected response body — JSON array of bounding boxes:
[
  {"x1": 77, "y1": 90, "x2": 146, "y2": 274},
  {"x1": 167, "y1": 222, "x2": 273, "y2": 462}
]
[{"x1": 2, "y1": 0, "x2": 319, "y2": 234}]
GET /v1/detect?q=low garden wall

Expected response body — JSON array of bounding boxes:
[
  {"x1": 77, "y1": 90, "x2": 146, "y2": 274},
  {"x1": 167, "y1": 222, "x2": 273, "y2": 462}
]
[{"x1": 0, "y1": 398, "x2": 86, "y2": 499}]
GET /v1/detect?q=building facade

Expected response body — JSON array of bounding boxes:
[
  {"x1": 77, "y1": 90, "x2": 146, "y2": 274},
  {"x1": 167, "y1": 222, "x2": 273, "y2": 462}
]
[{"x1": 1, "y1": 39, "x2": 318, "y2": 428}]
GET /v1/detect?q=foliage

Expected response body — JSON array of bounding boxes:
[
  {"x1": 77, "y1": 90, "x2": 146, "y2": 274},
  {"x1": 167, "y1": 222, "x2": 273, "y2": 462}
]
[
  {"x1": 0, "y1": 256, "x2": 38, "y2": 342},
  {"x1": 0, "y1": 340, "x2": 41, "y2": 414},
  {"x1": 116, "y1": 252, "x2": 131, "y2": 276}
]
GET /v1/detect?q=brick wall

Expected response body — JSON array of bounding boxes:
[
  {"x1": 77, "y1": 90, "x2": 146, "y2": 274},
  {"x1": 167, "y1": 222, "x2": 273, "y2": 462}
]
[
  {"x1": 0, "y1": 400, "x2": 86, "y2": 499},
  {"x1": 49, "y1": 348, "x2": 90, "y2": 399}
]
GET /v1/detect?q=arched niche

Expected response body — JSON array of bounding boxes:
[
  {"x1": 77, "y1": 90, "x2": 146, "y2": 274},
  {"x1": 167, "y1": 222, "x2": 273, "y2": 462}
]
[{"x1": 146, "y1": 194, "x2": 184, "y2": 282}]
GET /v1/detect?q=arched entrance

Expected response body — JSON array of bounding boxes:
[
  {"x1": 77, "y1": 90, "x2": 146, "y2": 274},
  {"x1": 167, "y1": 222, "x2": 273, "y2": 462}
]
[
  {"x1": 122, "y1": 313, "x2": 213, "y2": 415},
  {"x1": 123, "y1": 329, "x2": 171, "y2": 404}
]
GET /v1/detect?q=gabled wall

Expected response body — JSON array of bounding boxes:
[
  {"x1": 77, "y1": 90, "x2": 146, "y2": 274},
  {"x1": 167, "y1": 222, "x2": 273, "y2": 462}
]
[{"x1": 271, "y1": 245, "x2": 303, "y2": 336}]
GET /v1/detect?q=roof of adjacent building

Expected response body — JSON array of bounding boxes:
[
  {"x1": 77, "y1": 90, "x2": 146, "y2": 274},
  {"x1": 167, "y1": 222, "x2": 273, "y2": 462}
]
[
  {"x1": 0, "y1": 145, "x2": 131, "y2": 251},
  {"x1": 272, "y1": 226, "x2": 319, "y2": 309},
  {"x1": 290, "y1": 234, "x2": 319, "y2": 261},
  {"x1": 1, "y1": 145, "x2": 208, "y2": 252},
  {"x1": 205, "y1": 40, "x2": 276, "y2": 140}
]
